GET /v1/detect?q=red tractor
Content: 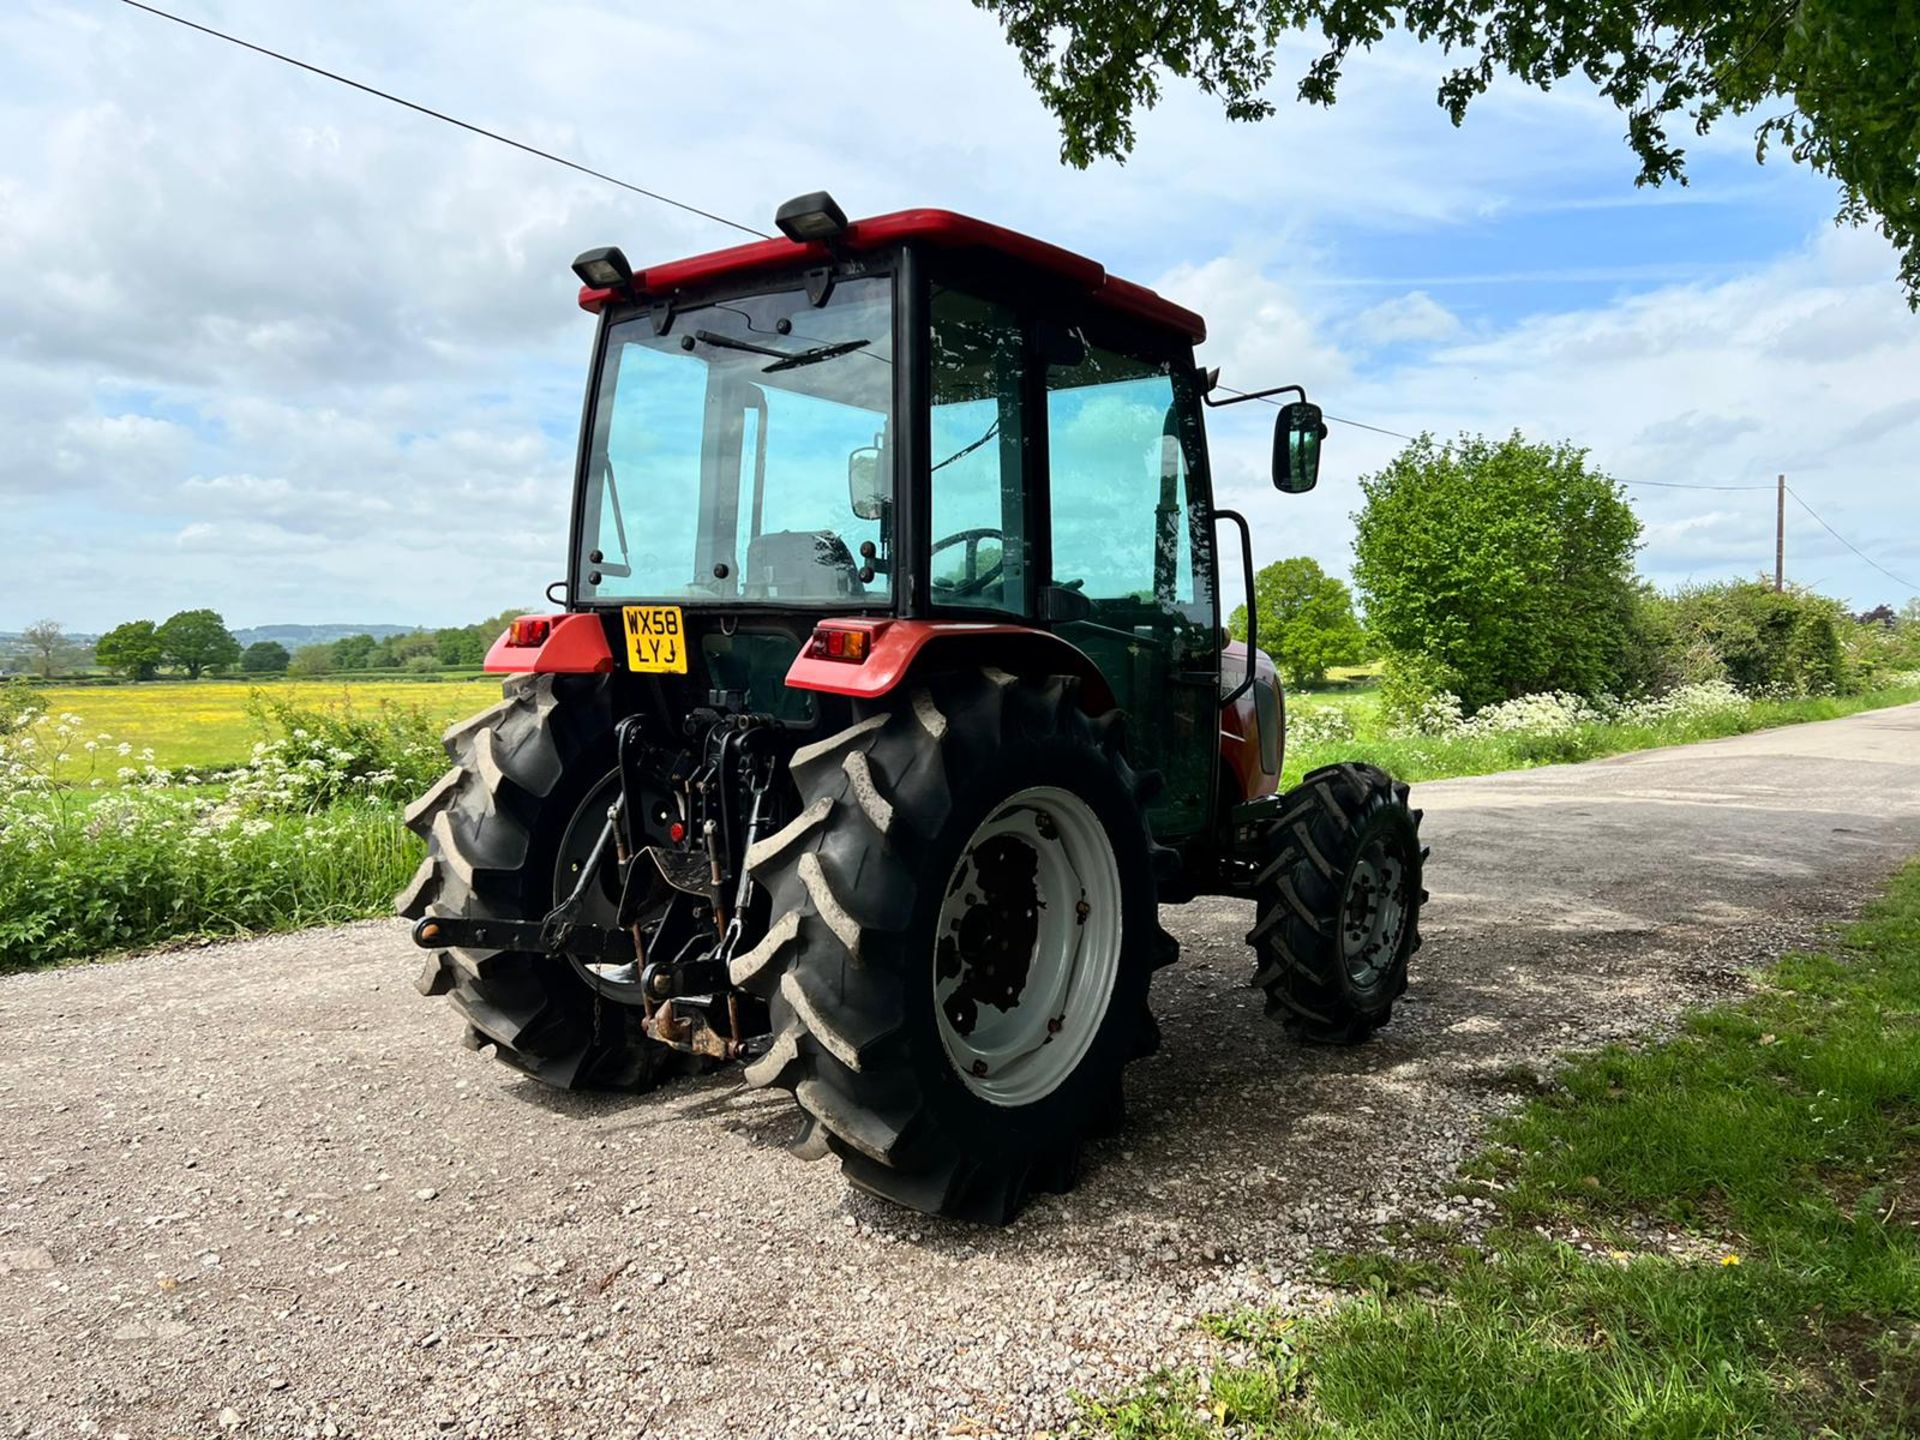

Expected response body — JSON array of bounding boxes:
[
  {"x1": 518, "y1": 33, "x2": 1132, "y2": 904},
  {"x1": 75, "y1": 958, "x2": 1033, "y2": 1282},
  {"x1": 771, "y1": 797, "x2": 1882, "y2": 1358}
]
[{"x1": 403, "y1": 194, "x2": 1426, "y2": 1223}]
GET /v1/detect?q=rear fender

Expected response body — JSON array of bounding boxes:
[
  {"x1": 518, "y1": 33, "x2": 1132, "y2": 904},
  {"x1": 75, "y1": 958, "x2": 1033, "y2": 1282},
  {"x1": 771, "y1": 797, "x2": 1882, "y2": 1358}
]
[
  {"x1": 785, "y1": 619, "x2": 1116, "y2": 714},
  {"x1": 484, "y1": 614, "x2": 616, "y2": 674}
]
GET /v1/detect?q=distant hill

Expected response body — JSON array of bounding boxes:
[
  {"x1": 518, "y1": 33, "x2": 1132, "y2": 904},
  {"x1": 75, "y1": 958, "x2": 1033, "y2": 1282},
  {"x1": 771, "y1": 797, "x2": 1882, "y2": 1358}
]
[{"x1": 232, "y1": 623, "x2": 421, "y2": 650}]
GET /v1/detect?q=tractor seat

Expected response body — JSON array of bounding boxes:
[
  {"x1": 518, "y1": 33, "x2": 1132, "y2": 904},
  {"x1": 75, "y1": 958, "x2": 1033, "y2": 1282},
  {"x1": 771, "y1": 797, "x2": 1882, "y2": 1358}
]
[{"x1": 742, "y1": 530, "x2": 866, "y2": 601}]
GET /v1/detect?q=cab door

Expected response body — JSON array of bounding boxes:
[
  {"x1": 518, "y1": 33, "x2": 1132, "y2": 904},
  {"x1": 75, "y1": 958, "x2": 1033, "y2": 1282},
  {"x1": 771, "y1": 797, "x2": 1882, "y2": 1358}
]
[{"x1": 1041, "y1": 342, "x2": 1220, "y2": 840}]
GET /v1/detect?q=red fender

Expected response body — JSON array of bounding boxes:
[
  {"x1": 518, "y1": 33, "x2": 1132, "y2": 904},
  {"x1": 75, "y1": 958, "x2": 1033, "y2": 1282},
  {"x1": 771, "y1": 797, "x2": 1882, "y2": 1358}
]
[
  {"x1": 1218, "y1": 642, "x2": 1283, "y2": 804},
  {"x1": 786, "y1": 619, "x2": 1116, "y2": 714},
  {"x1": 483, "y1": 614, "x2": 615, "y2": 674}
]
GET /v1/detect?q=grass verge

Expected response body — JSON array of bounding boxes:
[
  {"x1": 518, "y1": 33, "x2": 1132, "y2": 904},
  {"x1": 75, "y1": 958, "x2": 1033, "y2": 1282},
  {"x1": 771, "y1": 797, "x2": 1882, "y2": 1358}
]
[
  {"x1": 1083, "y1": 861, "x2": 1920, "y2": 1438},
  {"x1": 0, "y1": 793, "x2": 422, "y2": 971},
  {"x1": 1282, "y1": 682, "x2": 1920, "y2": 789}
]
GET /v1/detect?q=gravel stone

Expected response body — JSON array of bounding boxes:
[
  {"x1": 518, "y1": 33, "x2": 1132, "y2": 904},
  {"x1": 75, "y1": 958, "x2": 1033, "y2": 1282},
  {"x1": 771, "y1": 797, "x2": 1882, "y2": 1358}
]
[{"x1": 1, "y1": 705, "x2": 1916, "y2": 1438}]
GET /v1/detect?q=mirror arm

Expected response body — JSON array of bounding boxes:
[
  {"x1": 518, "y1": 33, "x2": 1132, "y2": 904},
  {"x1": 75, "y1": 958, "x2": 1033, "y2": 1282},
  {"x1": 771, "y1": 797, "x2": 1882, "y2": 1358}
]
[
  {"x1": 1212, "y1": 507, "x2": 1258, "y2": 706},
  {"x1": 1202, "y1": 382, "x2": 1306, "y2": 410}
]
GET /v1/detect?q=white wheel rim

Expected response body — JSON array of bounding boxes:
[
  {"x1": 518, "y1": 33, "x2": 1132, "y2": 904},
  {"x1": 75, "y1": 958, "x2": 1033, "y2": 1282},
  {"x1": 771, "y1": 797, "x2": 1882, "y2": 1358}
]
[{"x1": 933, "y1": 786, "x2": 1123, "y2": 1107}]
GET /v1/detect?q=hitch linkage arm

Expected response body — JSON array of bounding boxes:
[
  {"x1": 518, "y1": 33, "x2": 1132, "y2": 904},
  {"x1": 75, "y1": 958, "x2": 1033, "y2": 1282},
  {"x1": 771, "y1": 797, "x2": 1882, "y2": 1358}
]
[{"x1": 410, "y1": 795, "x2": 637, "y2": 961}]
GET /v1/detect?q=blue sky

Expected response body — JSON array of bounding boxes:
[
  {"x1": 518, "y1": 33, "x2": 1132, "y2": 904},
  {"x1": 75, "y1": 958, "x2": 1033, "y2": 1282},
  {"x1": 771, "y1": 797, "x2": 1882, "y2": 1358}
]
[{"x1": 2, "y1": 1, "x2": 1915, "y2": 632}]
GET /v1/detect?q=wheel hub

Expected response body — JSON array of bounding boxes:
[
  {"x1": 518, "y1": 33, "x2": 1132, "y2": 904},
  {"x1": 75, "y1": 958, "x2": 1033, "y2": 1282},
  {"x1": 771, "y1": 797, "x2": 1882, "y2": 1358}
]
[
  {"x1": 938, "y1": 833, "x2": 1043, "y2": 1032},
  {"x1": 1339, "y1": 837, "x2": 1410, "y2": 988},
  {"x1": 933, "y1": 786, "x2": 1122, "y2": 1107}
]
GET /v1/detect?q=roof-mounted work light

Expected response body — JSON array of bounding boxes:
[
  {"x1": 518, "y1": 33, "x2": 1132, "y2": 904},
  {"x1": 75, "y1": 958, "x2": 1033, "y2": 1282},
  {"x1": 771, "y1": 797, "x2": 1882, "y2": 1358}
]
[
  {"x1": 774, "y1": 191, "x2": 849, "y2": 244},
  {"x1": 571, "y1": 246, "x2": 632, "y2": 291}
]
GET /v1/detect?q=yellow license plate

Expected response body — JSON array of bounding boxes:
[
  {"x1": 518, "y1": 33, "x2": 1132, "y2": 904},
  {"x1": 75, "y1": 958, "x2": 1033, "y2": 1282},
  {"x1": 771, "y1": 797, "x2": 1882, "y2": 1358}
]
[{"x1": 621, "y1": 605, "x2": 689, "y2": 674}]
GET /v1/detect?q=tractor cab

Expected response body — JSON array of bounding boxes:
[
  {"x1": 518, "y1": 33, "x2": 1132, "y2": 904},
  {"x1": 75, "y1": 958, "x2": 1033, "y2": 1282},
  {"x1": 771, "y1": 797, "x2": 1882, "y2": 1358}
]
[
  {"x1": 406, "y1": 195, "x2": 1420, "y2": 1226},
  {"x1": 562, "y1": 194, "x2": 1322, "y2": 841}
]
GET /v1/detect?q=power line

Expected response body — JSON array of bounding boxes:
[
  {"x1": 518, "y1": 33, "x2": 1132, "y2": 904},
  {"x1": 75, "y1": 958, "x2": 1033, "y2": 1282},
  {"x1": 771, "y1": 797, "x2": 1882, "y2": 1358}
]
[
  {"x1": 118, "y1": 0, "x2": 770, "y2": 240},
  {"x1": 1212, "y1": 383, "x2": 1421, "y2": 441},
  {"x1": 1621, "y1": 478, "x2": 1776, "y2": 492},
  {"x1": 1326, "y1": 412, "x2": 1418, "y2": 442},
  {"x1": 1216, "y1": 385, "x2": 1779, "y2": 491},
  {"x1": 1786, "y1": 485, "x2": 1920, "y2": 592},
  {"x1": 1212, "y1": 386, "x2": 1912, "y2": 588}
]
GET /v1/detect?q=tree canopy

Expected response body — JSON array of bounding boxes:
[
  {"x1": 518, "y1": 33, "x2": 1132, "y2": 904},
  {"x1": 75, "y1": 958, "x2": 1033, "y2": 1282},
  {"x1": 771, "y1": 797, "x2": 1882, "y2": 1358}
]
[
  {"x1": 95, "y1": 620, "x2": 164, "y2": 681},
  {"x1": 157, "y1": 609, "x2": 240, "y2": 680},
  {"x1": 1352, "y1": 432, "x2": 1641, "y2": 709},
  {"x1": 241, "y1": 640, "x2": 292, "y2": 674},
  {"x1": 976, "y1": 0, "x2": 1920, "y2": 304},
  {"x1": 1228, "y1": 554, "x2": 1366, "y2": 687}
]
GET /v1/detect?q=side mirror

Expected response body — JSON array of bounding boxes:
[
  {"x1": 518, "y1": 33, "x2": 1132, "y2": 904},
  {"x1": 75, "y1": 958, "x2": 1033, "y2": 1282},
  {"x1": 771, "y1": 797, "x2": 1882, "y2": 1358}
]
[
  {"x1": 1273, "y1": 401, "x2": 1326, "y2": 493},
  {"x1": 847, "y1": 445, "x2": 886, "y2": 520}
]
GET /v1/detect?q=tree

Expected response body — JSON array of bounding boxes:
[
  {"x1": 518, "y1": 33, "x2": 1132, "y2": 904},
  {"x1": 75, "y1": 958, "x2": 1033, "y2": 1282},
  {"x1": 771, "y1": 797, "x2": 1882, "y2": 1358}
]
[
  {"x1": 977, "y1": 0, "x2": 1920, "y2": 305},
  {"x1": 1351, "y1": 432, "x2": 1641, "y2": 710},
  {"x1": 1228, "y1": 555, "x2": 1365, "y2": 687},
  {"x1": 1667, "y1": 579, "x2": 1849, "y2": 694},
  {"x1": 241, "y1": 640, "x2": 292, "y2": 674},
  {"x1": 331, "y1": 634, "x2": 379, "y2": 672},
  {"x1": 435, "y1": 625, "x2": 487, "y2": 667},
  {"x1": 95, "y1": 619, "x2": 165, "y2": 680},
  {"x1": 389, "y1": 631, "x2": 439, "y2": 664},
  {"x1": 287, "y1": 644, "x2": 334, "y2": 677},
  {"x1": 20, "y1": 618, "x2": 74, "y2": 678},
  {"x1": 157, "y1": 609, "x2": 241, "y2": 680}
]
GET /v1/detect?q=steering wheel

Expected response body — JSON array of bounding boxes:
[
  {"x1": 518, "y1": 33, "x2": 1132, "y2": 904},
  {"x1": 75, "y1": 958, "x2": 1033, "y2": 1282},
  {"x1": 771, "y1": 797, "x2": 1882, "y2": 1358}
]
[{"x1": 929, "y1": 527, "x2": 1005, "y2": 598}]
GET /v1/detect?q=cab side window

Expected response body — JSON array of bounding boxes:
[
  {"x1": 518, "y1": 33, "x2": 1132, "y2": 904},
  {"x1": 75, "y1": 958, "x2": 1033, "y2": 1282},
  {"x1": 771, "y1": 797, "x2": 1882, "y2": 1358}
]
[
  {"x1": 928, "y1": 288, "x2": 1030, "y2": 614},
  {"x1": 1045, "y1": 347, "x2": 1197, "y2": 619}
]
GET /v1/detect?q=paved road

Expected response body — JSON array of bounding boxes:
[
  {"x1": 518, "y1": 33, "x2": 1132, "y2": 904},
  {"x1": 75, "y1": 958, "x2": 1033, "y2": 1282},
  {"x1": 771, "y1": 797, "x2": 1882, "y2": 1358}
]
[{"x1": 4, "y1": 704, "x2": 1918, "y2": 1440}]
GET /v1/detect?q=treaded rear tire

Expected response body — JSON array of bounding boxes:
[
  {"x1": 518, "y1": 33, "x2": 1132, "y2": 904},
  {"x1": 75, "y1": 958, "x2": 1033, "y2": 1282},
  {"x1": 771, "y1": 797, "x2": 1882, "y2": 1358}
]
[
  {"x1": 1248, "y1": 761, "x2": 1425, "y2": 1044},
  {"x1": 399, "y1": 673, "x2": 685, "y2": 1091},
  {"x1": 733, "y1": 668, "x2": 1174, "y2": 1224}
]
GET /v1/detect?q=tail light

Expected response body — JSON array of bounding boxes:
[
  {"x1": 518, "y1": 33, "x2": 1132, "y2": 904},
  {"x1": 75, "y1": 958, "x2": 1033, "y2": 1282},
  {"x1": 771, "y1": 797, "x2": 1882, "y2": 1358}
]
[
  {"x1": 804, "y1": 624, "x2": 871, "y2": 663},
  {"x1": 507, "y1": 616, "x2": 553, "y2": 649}
]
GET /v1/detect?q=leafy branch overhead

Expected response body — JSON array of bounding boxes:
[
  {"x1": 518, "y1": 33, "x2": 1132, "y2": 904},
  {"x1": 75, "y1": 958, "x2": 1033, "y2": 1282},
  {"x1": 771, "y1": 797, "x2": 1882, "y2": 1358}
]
[{"x1": 974, "y1": 0, "x2": 1920, "y2": 304}]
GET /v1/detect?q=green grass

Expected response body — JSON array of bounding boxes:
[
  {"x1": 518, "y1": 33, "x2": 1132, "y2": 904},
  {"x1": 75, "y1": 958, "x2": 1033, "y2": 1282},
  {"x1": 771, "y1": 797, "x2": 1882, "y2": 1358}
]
[
  {"x1": 1281, "y1": 682, "x2": 1920, "y2": 789},
  {"x1": 0, "y1": 792, "x2": 422, "y2": 971},
  {"x1": 27, "y1": 676, "x2": 501, "y2": 769},
  {"x1": 1083, "y1": 861, "x2": 1920, "y2": 1439}
]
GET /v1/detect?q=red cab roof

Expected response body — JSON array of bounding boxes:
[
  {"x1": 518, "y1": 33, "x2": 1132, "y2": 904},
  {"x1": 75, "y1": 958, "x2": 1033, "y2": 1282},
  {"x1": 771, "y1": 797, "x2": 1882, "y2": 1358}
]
[{"x1": 578, "y1": 208, "x2": 1205, "y2": 344}]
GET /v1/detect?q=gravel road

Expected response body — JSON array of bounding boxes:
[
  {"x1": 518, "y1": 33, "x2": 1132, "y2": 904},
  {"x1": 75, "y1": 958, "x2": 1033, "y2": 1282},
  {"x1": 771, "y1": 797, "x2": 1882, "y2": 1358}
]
[{"x1": 6, "y1": 703, "x2": 1919, "y2": 1440}]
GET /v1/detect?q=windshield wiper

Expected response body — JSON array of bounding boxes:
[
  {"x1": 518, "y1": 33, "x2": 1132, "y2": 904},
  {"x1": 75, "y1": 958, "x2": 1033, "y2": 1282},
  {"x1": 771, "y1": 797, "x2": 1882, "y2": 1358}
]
[
  {"x1": 690, "y1": 328, "x2": 872, "y2": 374},
  {"x1": 762, "y1": 339, "x2": 871, "y2": 373}
]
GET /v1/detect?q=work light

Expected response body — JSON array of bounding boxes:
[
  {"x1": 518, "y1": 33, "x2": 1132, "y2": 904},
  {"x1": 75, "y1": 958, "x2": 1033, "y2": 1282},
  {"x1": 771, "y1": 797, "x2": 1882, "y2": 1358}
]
[
  {"x1": 571, "y1": 246, "x2": 632, "y2": 291},
  {"x1": 774, "y1": 191, "x2": 848, "y2": 244}
]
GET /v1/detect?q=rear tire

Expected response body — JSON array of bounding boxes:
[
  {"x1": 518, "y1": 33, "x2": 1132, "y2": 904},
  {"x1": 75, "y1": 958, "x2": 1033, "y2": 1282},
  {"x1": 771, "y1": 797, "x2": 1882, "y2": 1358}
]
[
  {"x1": 1248, "y1": 762, "x2": 1425, "y2": 1044},
  {"x1": 735, "y1": 669, "x2": 1172, "y2": 1224},
  {"x1": 399, "y1": 674, "x2": 686, "y2": 1091}
]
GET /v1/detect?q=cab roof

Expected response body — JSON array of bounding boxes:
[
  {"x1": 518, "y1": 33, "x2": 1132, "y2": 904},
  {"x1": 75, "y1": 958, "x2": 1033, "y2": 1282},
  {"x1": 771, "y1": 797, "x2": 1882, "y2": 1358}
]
[{"x1": 577, "y1": 208, "x2": 1206, "y2": 344}]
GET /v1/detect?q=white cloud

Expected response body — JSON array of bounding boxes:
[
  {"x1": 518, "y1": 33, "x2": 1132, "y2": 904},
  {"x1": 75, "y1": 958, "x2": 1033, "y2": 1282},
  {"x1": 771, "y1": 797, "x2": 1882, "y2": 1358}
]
[
  {"x1": 1346, "y1": 291, "x2": 1463, "y2": 348},
  {"x1": 1185, "y1": 225, "x2": 1920, "y2": 610},
  {"x1": 0, "y1": 0, "x2": 1912, "y2": 631}
]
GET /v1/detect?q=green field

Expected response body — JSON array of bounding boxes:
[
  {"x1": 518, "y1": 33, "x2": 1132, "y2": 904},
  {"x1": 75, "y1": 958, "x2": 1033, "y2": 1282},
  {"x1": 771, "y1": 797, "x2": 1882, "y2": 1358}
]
[{"x1": 29, "y1": 677, "x2": 506, "y2": 769}]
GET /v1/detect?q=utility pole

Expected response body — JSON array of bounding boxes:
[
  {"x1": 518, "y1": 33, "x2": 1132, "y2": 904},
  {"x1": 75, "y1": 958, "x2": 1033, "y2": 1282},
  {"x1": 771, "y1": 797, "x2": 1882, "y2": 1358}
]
[{"x1": 1775, "y1": 473, "x2": 1785, "y2": 591}]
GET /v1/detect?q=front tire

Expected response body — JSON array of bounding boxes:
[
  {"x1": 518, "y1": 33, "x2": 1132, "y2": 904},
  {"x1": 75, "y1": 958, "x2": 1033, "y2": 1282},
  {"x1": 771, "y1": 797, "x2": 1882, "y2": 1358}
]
[
  {"x1": 735, "y1": 669, "x2": 1171, "y2": 1224},
  {"x1": 1249, "y1": 762, "x2": 1425, "y2": 1043}
]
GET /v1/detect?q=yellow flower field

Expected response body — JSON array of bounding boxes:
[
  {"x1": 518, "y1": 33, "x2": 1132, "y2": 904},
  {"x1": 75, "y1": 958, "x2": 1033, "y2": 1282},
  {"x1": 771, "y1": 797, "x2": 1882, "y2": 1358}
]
[{"x1": 29, "y1": 678, "x2": 506, "y2": 769}]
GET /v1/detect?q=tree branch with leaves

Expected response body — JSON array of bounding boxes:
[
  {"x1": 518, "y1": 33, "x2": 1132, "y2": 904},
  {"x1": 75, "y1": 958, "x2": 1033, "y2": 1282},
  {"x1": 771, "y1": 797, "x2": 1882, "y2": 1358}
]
[{"x1": 976, "y1": 0, "x2": 1920, "y2": 303}]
